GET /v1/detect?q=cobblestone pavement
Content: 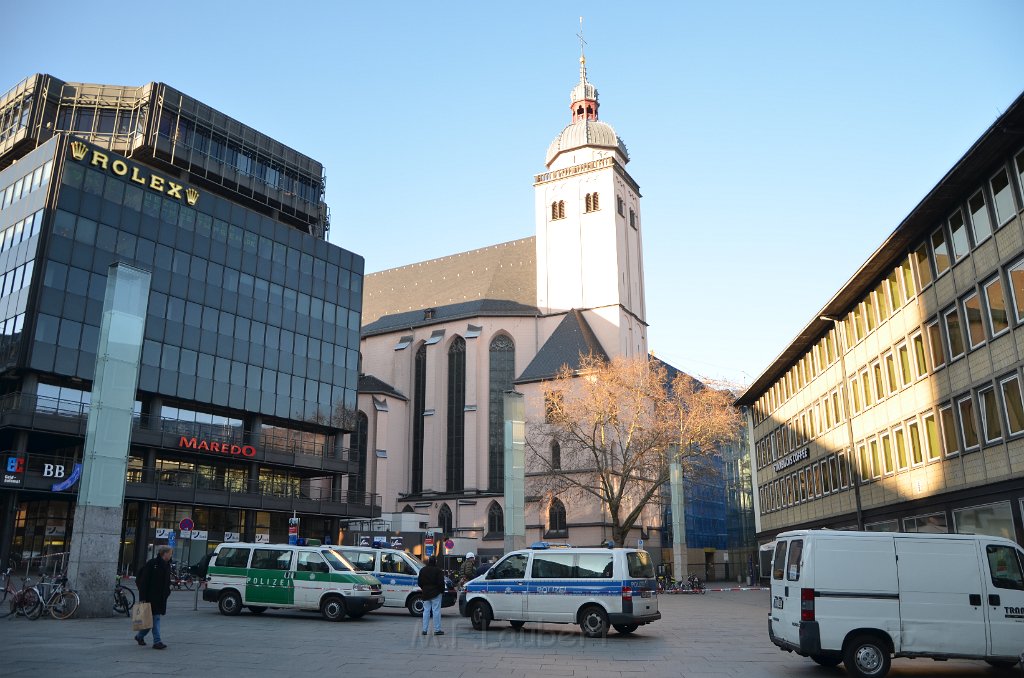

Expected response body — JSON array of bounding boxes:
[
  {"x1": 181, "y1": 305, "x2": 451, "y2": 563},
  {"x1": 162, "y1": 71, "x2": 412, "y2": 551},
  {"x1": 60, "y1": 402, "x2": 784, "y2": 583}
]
[{"x1": 0, "y1": 587, "x2": 1016, "y2": 677}]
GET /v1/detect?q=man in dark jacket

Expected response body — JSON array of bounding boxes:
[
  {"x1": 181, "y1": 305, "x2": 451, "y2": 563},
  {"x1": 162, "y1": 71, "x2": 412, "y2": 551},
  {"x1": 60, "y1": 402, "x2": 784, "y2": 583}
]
[
  {"x1": 417, "y1": 556, "x2": 445, "y2": 636},
  {"x1": 134, "y1": 545, "x2": 173, "y2": 649}
]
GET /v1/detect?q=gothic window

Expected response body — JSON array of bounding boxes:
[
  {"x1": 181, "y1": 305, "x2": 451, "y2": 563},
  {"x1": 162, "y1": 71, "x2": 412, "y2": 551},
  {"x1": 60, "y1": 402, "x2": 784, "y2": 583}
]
[
  {"x1": 446, "y1": 336, "x2": 466, "y2": 493},
  {"x1": 629, "y1": 209, "x2": 636, "y2": 229},
  {"x1": 592, "y1": 192, "x2": 599, "y2": 211},
  {"x1": 487, "y1": 502, "x2": 504, "y2": 536},
  {"x1": 351, "y1": 411, "x2": 369, "y2": 495},
  {"x1": 585, "y1": 193, "x2": 592, "y2": 213},
  {"x1": 412, "y1": 344, "x2": 426, "y2": 493},
  {"x1": 558, "y1": 200, "x2": 565, "y2": 219},
  {"x1": 617, "y1": 196, "x2": 624, "y2": 216},
  {"x1": 548, "y1": 498, "x2": 567, "y2": 536},
  {"x1": 402, "y1": 505, "x2": 414, "y2": 513},
  {"x1": 551, "y1": 202, "x2": 558, "y2": 220},
  {"x1": 488, "y1": 335, "x2": 515, "y2": 491},
  {"x1": 438, "y1": 504, "x2": 453, "y2": 536},
  {"x1": 551, "y1": 440, "x2": 561, "y2": 470}
]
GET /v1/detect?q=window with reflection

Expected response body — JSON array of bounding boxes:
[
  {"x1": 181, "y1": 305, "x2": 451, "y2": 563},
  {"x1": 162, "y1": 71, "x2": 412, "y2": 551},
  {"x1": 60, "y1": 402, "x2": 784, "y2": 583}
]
[
  {"x1": 488, "y1": 335, "x2": 514, "y2": 491},
  {"x1": 446, "y1": 337, "x2": 466, "y2": 492},
  {"x1": 949, "y1": 209, "x2": 970, "y2": 259}
]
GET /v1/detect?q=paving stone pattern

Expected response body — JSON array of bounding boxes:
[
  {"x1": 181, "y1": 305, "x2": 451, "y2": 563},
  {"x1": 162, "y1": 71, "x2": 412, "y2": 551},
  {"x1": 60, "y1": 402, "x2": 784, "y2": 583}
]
[{"x1": 0, "y1": 587, "x2": 1011, "y2": 677}]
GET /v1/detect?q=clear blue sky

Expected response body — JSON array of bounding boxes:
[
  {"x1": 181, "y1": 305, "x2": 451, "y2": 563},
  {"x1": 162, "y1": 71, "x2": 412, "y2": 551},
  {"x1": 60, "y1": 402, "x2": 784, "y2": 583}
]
[{"x1": 6, "y1": 1, "x2": 1024, "y2": 386}]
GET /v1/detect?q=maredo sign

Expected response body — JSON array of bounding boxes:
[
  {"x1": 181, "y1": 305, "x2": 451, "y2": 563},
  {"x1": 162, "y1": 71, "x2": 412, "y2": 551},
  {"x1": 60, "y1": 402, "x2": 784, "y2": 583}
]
[{"x1": 178, "y1": 436, "x2": 256, "y2": 458}]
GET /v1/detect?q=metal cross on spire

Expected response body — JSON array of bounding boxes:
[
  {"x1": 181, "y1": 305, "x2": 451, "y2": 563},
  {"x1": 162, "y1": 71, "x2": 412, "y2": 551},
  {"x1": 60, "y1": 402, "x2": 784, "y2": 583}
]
[{"x1": 577, "y1": 16, "x2": 588, "y2": 83}]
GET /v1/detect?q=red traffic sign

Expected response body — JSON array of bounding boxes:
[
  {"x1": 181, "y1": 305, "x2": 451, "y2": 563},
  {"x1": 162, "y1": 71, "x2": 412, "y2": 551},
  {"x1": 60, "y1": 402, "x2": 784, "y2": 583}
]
[
  {"x1": 444, "y1": 539, "x2": 454, "y2": 550},
  {"x1": 425, "y1": 535, "x2": 434, "y2": 546},
  {"x1": 179, "y1": 517, "x2": 194, "y2": 532}
]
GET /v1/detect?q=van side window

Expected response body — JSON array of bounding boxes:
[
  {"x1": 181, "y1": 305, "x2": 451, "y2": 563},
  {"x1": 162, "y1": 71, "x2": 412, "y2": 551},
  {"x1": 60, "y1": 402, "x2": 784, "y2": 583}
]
[
  {"x1": 626, "y1": 551, "x2": 655, "y2": 578},
  {"x1": 297, "y1": 551, "x2": 329, "y2": 573},
  {"x1": 986, "y1": 545, "x2": 1024, "y2": 591},
  {"x1": 381, "y1": 553, "x2": 409, "y2": 574},
  {"x1": 786, "y1": 540, "x2": 804, "y2": 581},
  {"x1": 488, "y1": 553, "x2": 529, "y2": 580},
  {"x1": 772, "y1": 541, "x2": 788, "y2": 580},
  {"x1": 251, "y1": 548, "x2": 293, "y2": 571},
  {"x1": 532, "y1": 553, "x2": 575, "y2": 578},
  {"x1": 340, "y1": 550, "x2": 376, "y2": 571},
  {"x1": 215, "y1": 547, "x2": 251, "y2": 568},
  {"x1": 577, "y1": 554, "x2": 614, "y2": 578}
]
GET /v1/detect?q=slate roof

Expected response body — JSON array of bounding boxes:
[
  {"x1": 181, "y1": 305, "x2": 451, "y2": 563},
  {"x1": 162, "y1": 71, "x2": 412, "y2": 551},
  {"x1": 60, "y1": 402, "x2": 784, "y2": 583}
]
[
  {"x1": 515, "y1": 310, "x2": 609, "y2": 384},
  {"x1": 362, "y1": 298, "x2": 539, "y2": 336},
  {"x1": 357, "y1": 374, "x2": 407, "y2": 401},
  {"x1": 362, "y1": 237, "x2": 536, "y2": 328}
]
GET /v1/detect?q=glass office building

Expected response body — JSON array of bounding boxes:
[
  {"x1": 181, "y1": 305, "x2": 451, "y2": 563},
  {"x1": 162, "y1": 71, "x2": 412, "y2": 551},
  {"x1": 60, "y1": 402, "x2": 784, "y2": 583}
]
[{"x1": 0, "y1": 75, "x2": 372, "y2": 574}]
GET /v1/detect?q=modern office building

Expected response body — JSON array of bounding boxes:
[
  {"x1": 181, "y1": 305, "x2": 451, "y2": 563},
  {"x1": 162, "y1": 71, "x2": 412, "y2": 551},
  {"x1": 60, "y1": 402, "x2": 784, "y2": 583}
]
[
  {"x1": 0, "y1": 74, "x2": 370, "y2": 574},
  {"x1": 736, "y1": 91, "x2": 1024, "y2": 547}
]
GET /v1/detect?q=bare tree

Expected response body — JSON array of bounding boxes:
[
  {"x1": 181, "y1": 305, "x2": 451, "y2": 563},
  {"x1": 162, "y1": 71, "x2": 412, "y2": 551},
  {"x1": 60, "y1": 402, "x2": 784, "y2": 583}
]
[{"x1": 527, "y1": 354, "x2": 741, "y2": 547}]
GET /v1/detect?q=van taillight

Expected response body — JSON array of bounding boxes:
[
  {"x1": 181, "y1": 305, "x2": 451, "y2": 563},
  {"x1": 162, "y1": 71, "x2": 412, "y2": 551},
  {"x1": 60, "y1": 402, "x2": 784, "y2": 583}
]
[
  {"x1": 800, "y1": 588, "x2": 815, "y2": 622},
  {"x1": 622, "y1": 585, "x2": 632, "y2": 601}
]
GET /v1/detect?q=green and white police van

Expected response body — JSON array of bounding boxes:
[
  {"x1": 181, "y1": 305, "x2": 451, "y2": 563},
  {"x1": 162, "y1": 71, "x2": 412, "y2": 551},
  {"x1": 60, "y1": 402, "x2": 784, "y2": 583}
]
[{"x1": 203, "y1": 542, "x2": 384, "y2": 621}]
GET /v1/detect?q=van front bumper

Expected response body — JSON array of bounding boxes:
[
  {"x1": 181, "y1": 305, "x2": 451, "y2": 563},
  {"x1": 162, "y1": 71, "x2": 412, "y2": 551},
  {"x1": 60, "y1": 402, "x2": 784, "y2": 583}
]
[
  {"x1": 202, "y1": 587, "x2": 220, "y2": 603},
  {"x1": 346, "y1": 594, "x2": 385, "y2": 615},
  {"x1": 769, "y1": 618, "x2": 822, "y2": 656},
  {"x1": 608, "y1": 611, "x2": 661, "y2": 625}
]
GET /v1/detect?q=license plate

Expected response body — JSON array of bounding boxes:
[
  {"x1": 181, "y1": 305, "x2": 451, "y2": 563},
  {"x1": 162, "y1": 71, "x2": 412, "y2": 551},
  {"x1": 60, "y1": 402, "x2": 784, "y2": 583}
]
[
  {"x1": 640, "y1": 590, "x2": 652, "y2": 598},
  {"x1": 773, "y1": 596, "x2": 784, "y2": 609}
]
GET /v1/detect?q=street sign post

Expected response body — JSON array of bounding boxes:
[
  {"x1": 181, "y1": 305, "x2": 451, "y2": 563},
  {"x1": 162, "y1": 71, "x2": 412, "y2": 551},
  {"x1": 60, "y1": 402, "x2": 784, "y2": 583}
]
[{"x1": 179, "y1": 517, "x2": 194, "y2": 532}]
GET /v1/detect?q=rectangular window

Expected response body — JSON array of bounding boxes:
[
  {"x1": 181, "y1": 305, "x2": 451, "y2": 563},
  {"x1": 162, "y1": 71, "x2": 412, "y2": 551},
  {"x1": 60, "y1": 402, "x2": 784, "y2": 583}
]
[
  {"x1": 907, "y1": 419, "x2": 924, "y2": 465},
  {"x1": 864, "y1": 296, "x2": 877, "y2": 332},
  {"x1": 990, "y1": 168, "x2": 1017, "y2": 226},
  {"x1": 1000, "y1": 375, "x2": 1024, "y2": 436},
  {"x1": 931, "y1": 226, "x2": 951, "y2": 275},
  {"x1": 1009, "y1": 259, "x2": 1024, "y2": 324},
  {"x1": 837, "y1": 450, "x2": 849, "y2": 488},
  {"x1": 813, "y1": 464, "x2": 822, "y2": 497},
  {"x1": 900, "y1": 257, "x2": 915, "y2": 300},
  {"x1": 944, "y1": 307, "x2": 965, "y2": 359},
  {"x1": 912, "y1": 332, "x2": 928, "y2": 377},
  {"x1": 913, "y1": 242, "x2": 933, "y2": 288},
  {"x1": 869, "y1": 438, "x2": 881, "y2": 479},
  {"x1": 873, "y1": 361, "x2": 885, "y2": 400},
  {"x1": 927, "y1": 321, "x2": 945, "y2": 370},
  {"x1": 968, "y1": 189, "x2": 992, "y2": 244},
  {"x1": 857, "y1": 443, "x2": 870, "y2": 482},
  {"x1": 786, "y1": 540, "x2": 804, "y2": 581},
  {"x1": 984, "y1": 277, "x2": 1009, "y2": 336},
  {"x1": 940, "y1": 404, "x2": 959, "y2": 456},
  {"x1": 897, "y1": 342, "x2": 912, "y2": 386},
  {"x1": 963, "y1": 292, "x2": 986, "y2": 348},
  {"x1": 877, "y1": 280, "x2": 892, "y2": 320},
  {"x1": 832, "y1": 390, "x2": 841, "y2": 424},
  {"x1": 850, "y1": 377, "x2": 861, "y2": 413},
  {"x1": 821, "y1": 459, "x2": 832, "y2": 494},
  {"x1": 980, "y1": 386, "x2": 1003, "y2": 444},
  {"x1": 881, "y1": 433, "x2": 894, "y2": 475},
  {"x1": 894, "y1": 427, "x2": 908, "y2": 470},
  {"x1": 958, "y1": 395, "x2": 980, "y2": 450},
  {"x1": 888, "y1": 270, "x2": 903, "y2": 309},
  {"x1": 949, "y1": 208, "x2": 970, "y2": 260},
  {"x1": 885, "y1": 352, "x2": 898, "y2": 393},
  {"x1": 923, "y1": 412, "x2": 941, "y2": 462},
  {"x1": 860, "y1": 369, "x2": 873, "y2": 408}
]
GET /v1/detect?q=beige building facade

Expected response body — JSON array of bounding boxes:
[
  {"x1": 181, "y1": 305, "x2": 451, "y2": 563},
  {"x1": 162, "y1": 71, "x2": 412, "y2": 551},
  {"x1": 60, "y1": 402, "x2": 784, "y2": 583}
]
[{"x1": 737, "y1": 91, "x2": 1024, "y2": 547}]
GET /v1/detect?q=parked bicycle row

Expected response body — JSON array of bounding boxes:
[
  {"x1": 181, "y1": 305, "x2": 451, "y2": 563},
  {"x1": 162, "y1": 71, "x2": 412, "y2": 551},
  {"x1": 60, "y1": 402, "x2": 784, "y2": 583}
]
[{"x1": 1, "y1": 566, "x2": 79, "y2": 619}]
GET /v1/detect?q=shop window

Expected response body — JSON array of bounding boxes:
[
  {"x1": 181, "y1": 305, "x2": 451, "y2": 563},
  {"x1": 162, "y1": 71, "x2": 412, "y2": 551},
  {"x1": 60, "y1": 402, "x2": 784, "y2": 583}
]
[
  {"x1": 954, "y1": 501, "x2": 1015, "y2": 540},
  {"x1": 904, "y1": 513, "x2": 948, "y2": 533}
]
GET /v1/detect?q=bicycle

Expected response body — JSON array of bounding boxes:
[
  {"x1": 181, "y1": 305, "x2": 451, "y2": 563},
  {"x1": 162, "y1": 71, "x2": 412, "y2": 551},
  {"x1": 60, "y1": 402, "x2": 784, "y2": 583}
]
[
  {"x1": 1, "y1": 569, "x2": 41, "y2": 618},
  {"x1": 33, "y1": 573, "x2": 79, "y2": 620},
  {"x1": 686, "y1": 574, "x2": 707, "y2": 594},
  {"x1": 114, "y1": 575, "x2": 135, "y2": 615},
  {"x1": 171, "y1": 565, "x2": 194, "y2": 591}
]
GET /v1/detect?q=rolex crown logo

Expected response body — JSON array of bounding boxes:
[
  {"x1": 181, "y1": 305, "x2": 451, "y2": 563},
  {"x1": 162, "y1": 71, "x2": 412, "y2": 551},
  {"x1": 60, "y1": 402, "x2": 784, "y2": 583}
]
[
  {"x1": 185, "y1": 187, "x2": 199, "y2": 206},
  {"x1": 70, "y1": 141, "x2": 88, "y2": 161}
]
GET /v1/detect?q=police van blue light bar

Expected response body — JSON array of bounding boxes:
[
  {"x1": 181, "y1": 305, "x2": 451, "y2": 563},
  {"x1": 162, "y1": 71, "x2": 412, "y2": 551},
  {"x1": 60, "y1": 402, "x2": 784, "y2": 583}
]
[{"x1": 530, "y1": 541, "x2": 574, "y2": 549}]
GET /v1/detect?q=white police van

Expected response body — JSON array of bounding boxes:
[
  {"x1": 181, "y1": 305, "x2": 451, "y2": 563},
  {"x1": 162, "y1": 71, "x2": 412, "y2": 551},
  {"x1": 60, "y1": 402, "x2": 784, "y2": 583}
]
[
  {"x1": 336, "y1": 542, "x2": 456, "y2": 615},
  {"x1": 203, "y1": 542, "x2": 383, "y2": 621},
  {"x1": 459, "y1": 544, "x2": 660, "y2": 637}
]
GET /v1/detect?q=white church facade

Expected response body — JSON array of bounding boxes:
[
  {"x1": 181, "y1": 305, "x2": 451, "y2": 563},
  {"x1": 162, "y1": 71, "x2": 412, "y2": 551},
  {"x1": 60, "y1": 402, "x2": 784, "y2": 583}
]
[{"x1": 352, "y1": 53, "x2": 658, "y2": 559}]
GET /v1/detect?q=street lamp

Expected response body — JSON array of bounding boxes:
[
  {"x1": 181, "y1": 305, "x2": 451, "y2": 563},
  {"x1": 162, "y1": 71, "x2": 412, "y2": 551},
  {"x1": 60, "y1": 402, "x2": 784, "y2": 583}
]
[{"x1": 820, "y1": 315, "x2": 865, "y2": 530}]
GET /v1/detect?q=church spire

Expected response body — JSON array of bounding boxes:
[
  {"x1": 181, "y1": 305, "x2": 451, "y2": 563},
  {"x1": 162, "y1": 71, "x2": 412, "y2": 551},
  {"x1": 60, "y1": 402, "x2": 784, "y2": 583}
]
[{"x1": 570, "y1": 17, "x2": 598, "y2": 123}]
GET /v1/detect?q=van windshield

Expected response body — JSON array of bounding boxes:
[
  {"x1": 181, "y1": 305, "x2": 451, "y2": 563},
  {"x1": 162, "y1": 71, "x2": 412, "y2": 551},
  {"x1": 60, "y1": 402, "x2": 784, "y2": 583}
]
[
  {"x1": 627, "y1": 551, "x2": 655, "y2": 578},
  {"x1": 323, "y1": 550, "x2": 357, "y2": 572}
]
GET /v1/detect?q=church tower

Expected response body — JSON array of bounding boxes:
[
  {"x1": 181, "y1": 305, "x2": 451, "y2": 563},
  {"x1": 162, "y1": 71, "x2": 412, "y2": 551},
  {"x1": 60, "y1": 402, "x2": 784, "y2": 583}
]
[{"x1": 534, "y1": 46, "x2": 648, "y2": 358}]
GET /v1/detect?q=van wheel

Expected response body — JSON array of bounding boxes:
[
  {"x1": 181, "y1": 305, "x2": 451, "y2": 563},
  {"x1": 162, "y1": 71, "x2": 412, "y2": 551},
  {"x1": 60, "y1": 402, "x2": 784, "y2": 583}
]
[
  {"x1": 578, "y1": 605, "x2": 609, "y2": 638},
  {"x1": 510, "y1": 620, "x2": 526, "y2": 630},
  {"x1": 468, "y1": 601, "x2": 492, "y2": 631},
  {"x1": 321, "y1": 595, "x2": 347, "y2": 622},
  {"x1": 247, "y1": 606, "x2": 267, "y2": 615},
  {"x1": 217, "y1": 591, "x2": 242, "y2": 616},
  {"x1": 843, "y1": 634, "x2": 891, "y2": 678},
  {"x1": 407, "y1": 594, "x2": 424, "y2": 616},
  {"x1": 985, "y1": 659, "x2": 1019, "y2": 669},
  {"x1": 810, "y1": 655, "x2": 842, "y2": 667},
  {"x1": 613, "y1": 623, "x2": 639, "y2": 635}
]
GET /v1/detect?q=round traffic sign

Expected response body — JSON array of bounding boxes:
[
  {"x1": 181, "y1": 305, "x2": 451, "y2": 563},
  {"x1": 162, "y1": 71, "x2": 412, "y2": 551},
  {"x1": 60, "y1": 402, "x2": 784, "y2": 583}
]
[
  {"x1": 444, "y1": 539, "x2": 454, "y2": 549},
  {"x1": 179, "y1": 517, "x2": 194, "y2": 532}
]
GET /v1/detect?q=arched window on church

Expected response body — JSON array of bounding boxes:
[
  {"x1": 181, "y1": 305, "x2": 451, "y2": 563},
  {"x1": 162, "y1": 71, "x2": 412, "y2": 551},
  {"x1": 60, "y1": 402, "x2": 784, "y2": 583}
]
[
  {"x1": 558, "y1": 200, "x2": 565, "y2": 219},
  {"x1": 550, "y1": 440, "x2": 561, "y2": 470},
  {"x1": 592, "y1": 192, "x2": 599, "y2": 211},
  {"x1": 446, "y1": 336, "x2": 466, "y2": 493},
  {"x1": 551, "y1": 202, "x2": 558, "y2": 220},
  {"x1": 585, "y1": 193, "x2": 592, "y2": 213},
  {"x1": 576, "y1": 106, "x2": 584, "y2": 116},
  {"x1": 412, "y1": 343, "x2": 427, "y2": 494},
  {"x1": 438, "y1": 504, "x2": 453, "y2": 536},
  {"x1": 488, "y1": 335, "x2": 515, "y2": 491},
  {"x1": 487, "y1": 502, "x2": 504, "y2": 537},
  {"x1": 617, "y1": 196, "x2": 625, "y2": 216},
  {"x1": 547, "y1": 498, "x2": 567, "y2": 537}
]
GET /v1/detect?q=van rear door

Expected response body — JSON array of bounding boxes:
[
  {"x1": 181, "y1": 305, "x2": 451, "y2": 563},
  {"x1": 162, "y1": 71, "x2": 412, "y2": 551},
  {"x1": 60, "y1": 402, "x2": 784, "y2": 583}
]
[
  {"x1": 769, "y1": 538, "x2": 801, "y2": 645},
  {"x1": 981, "y1": 541, "x2": 1024, "y2": 659},
  {"x1": 895, "y1": 536, "x2": 987, "y2": 655}
]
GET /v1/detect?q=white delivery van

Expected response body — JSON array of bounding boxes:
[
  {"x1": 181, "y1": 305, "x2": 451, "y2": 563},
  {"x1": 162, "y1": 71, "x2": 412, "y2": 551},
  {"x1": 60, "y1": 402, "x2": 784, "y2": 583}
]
[
  {"x1": 459, "y1": 545, "x2": 660, "y2": 637},
  {"x1": 769, "y1": 530, "x2": 1024, "y2": 677},
  {"x1": 335, "y1": 545, "x2": 456, "y2": 614},
  {"x1": 203, "y1": 542, "x2": 383, "y2": 621}
]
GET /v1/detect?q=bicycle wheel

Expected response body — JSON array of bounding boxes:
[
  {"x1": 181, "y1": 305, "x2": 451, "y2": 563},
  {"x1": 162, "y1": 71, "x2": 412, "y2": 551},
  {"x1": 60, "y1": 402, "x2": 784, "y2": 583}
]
[
  {"x1": 21, "y1": 588, "x2": 42, "y2": 619},
  {"x1": 113, "y1": 586, "x2": 134, "y2": 615},
  {"x1": 51, "y1": 590, "x2": 79, "y2": 620},
  {"x1": 183, "y1": 577, "x2": 194, "y2": 591}
]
